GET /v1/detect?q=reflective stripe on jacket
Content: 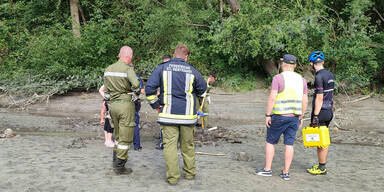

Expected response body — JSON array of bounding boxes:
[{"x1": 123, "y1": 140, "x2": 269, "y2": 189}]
[
  {"x1": 272, "y1": 71, "x2": 303, "y2": 115},
  {"x1": 104, "y1": 60, "x2": 140, "y2": 101},
  {"x1": 145, "y1": 58, "x2": 207, "y2": 125}
]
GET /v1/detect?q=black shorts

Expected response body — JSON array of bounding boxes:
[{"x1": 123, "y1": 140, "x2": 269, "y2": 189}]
[
  {"x1": 104, "y1": 118, "x2": 114, "y2": 133},
  {"x1": 311, "y1": 109, "x2": 333, "y2": 127}
]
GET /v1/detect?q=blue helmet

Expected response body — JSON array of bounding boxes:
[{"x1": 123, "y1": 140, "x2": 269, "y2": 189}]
[{"x1": 308, "y1": 51, "x2": 324, "y2": 63}]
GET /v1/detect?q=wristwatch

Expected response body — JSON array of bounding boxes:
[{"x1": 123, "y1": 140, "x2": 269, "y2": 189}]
[{"x1": 265, "y1": 114, "x2": 272, "y2": 117}]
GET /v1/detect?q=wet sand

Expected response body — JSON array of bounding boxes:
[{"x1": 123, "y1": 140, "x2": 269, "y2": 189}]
[{"x1": 1, "y1": 90, "x2": 383, "y2": 192}]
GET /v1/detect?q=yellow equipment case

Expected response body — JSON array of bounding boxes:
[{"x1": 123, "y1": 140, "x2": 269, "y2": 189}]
[{"x1": 302, "y1": 126, "x2": 330, "y2": 148}]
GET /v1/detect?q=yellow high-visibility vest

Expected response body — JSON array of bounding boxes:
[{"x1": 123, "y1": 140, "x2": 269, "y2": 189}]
[{"x1": 272, "y1": 71, "x2": 303, "y2": 115}]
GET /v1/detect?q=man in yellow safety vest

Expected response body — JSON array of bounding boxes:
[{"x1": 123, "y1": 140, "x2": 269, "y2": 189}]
[{"x1": 255, "y1": 54, "x2": 308, "y2": 181}]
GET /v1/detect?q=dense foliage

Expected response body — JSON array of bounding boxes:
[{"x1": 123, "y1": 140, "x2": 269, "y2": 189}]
[{"x1": 0, "y1": 0, "x2": 383, "y2": 96}]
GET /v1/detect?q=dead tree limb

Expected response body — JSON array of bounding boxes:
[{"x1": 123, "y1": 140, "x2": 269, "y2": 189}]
[
  {"x1": 343, "y1": 93, "x2": 373, "y2": 104},
  {"x1": 185, "y1": 23, "x2": 210, "y2": 28},
  {"x1": 196, "y1": 152, "x2": 231, "y2": 156},
  {"x1": 78, "y1": 1, "x2": 87, "y2": 25},
  {"x1": 152, "y1": 0, "x2": 166, "y2": 7},
  {"x1": 373, "y1": 7, "x2": 384, "y2": 23}
]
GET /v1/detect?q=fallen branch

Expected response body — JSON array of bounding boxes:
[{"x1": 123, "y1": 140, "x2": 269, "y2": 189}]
[
  {"x1": 207, "y1": 127, "x2": 218, "y2": 131},
  {"x1": 185, "y1": 23, "x2": 210, "y2": 28},
  {"x1": 366, "y1": 43, "x2": 384, "y2": 49},
  {"x1": 152, "y1": 0, "x2": 166, "y2": 7},
  {"x1": 340, "y1": 84, "x2": 351, "y2": 102},
  {"x1": 373, "y1": 7, "x2": 384, "y2": 23},
  {"x1": 7, "y1": 94, "x2": 17, "y2": 107},
  {"x1": 6, "y1": 92, "x2": 56, "y2": 109},
  {"x1": 343, "y1": 93, "x2": 373, "y2": 104},
  {"x1": 333, "y1": 121, "x2": 341, "y2": 129},
  {"x1": 195, "y1": 152, "x2": 231, "y2": 156}
]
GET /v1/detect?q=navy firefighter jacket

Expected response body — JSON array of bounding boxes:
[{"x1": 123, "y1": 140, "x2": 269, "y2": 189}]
[{"x1": 145, "y1": 58, "x2": 207, "y2": 125}]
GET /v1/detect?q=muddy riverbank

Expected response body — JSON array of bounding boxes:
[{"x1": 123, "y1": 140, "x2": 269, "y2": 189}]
[{"x1": 1, "y1": 89, "x2": 383, "y2": 191}]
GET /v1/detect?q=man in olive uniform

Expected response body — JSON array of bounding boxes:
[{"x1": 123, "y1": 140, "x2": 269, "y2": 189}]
[
  {"x1": 146, "y1": 44, "x2": 207, "y2": 185},
  {"x1": 104, "y1": 46, "x2": 140, "y2": 174},
  {"x1": 196, "y1": 75, "x2": 215, "y2": 129}
]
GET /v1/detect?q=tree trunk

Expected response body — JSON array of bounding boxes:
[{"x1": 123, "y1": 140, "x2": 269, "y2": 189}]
[
  {"x1": 219, "y1": 0, "x2": 223, "y2": 19},
  {"x1": 262, "y1": 60, "x2": 278, "y2": 76},
  {"x1": 226, "y1": 0, "x2": 240, "y2": 14},
  {"x1": 70, "y1": 0, "x2": 81, "y2": 38}
]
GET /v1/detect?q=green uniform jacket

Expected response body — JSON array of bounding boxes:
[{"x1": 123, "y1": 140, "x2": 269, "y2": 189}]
[
  {"x1": 205, "y1": 79, "x2": 212, "y2": 95},
  {"x1": 104, "y1": 60, "x2": 140, "y2": 100}
]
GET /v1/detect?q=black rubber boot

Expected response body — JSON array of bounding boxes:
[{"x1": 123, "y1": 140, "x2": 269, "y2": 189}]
[
  {"x1": 112, "y1": 150, "x2": 117, "y2": 163},
  {"x1": 113, "y1": 158, "x2": 132, "y2": 175}
]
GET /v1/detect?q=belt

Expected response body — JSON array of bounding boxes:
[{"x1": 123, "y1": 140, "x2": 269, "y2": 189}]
[
  {"x1": 108, "y1": 92, "x2": 138, "y2": 102},
  {"x1": 109, "y1": 98, "x2": 132, "y2": 103}
]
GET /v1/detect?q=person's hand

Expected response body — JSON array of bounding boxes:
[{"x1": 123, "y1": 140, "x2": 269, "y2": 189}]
[
  {"x1": 265, "y1": 117, "x2": 272, "y2": 128},
  {"x1": 156, "y1": 106, "x2": 163, "y2": 113},
  {"x1": 311, "y1": 115, "x2": 319, "y2": 127},
  {"x1": 100, "y1": 119, "x2": 105, "y2": 126}
]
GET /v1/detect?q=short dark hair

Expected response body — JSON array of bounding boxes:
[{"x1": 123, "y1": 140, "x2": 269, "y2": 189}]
[{"x1": 162, "y1": 55, "x2": 171, "y2": 61}]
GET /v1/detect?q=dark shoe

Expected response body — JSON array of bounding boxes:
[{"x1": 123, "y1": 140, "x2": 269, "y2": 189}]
[
  {"x1": 113, "y1": 158, "x2": 125, "y2": 169},
  {"x1": 113, "y1": 158, "x2": 132, "y2": 175},
  {"x1": 255, "y1": 168, "x2": 272, "y2": 176},
  {"x1": 280, "y1": 171, "x2": 290, "y2": 181},
  {"x1": 167, "y1": 180, "x2": 178, "y2": 186},
  {"x1": 134, "y1": 146, "x2": 142, "y2": 151},
  {"x1": 155, "y1": 144, "x2": 164, "y2": 150},
  {"x1": 114, "y1": 167, "x2": 133, "y2": 175}
]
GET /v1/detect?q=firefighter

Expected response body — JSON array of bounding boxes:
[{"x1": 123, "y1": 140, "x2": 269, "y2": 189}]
[
  {"x1": 104, "y1": 46, "x2": 140, "y2": 175},
  {"x1": 145, "y1": 44, "x2": 207, "y2": 185}
]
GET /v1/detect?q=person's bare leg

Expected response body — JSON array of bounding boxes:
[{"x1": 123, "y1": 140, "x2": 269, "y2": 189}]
[
  {"x1": 317, "y1": 147, "x2": 328, "y2": 164},
  {"x1": 265, "y1": 142, "x2": 275, "y2": 171},
  {"x1": 107, "y1": 132, "x2": 113, "y2": 143},
  {"x1": 104, "y1": 131, "x2": 108, "y2": 144},
  {"x1": 283, "y1": 145, "x2": 294, "y2": 173}
]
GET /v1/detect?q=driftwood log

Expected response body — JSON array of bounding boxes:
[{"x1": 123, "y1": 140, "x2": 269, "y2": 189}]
[{"x1": 343, "y1": 93, "x2": 373, "y2": 104}]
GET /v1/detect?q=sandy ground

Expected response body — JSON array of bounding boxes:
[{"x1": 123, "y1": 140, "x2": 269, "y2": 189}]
[{"x1": 1, "y1": 89, "x2": 384, "y2": 192}]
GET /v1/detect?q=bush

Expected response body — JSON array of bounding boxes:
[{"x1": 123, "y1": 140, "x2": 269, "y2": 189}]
[{"x1": 0, "y1": 0, "x2": 383, "y2": 98}]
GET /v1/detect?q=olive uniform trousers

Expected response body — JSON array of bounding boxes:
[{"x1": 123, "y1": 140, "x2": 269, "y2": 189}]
[
  {"x1": 161, "y1": 125, "x2": 196, "y2": 183},
  {"x1": 110, "y1": 100, "x2": 135, "y2": 160}
]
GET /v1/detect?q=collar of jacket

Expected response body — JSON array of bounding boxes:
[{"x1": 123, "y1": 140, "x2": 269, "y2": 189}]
[{"x1": 170, "y1": 58, "x2": 186, "y2": 63}]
